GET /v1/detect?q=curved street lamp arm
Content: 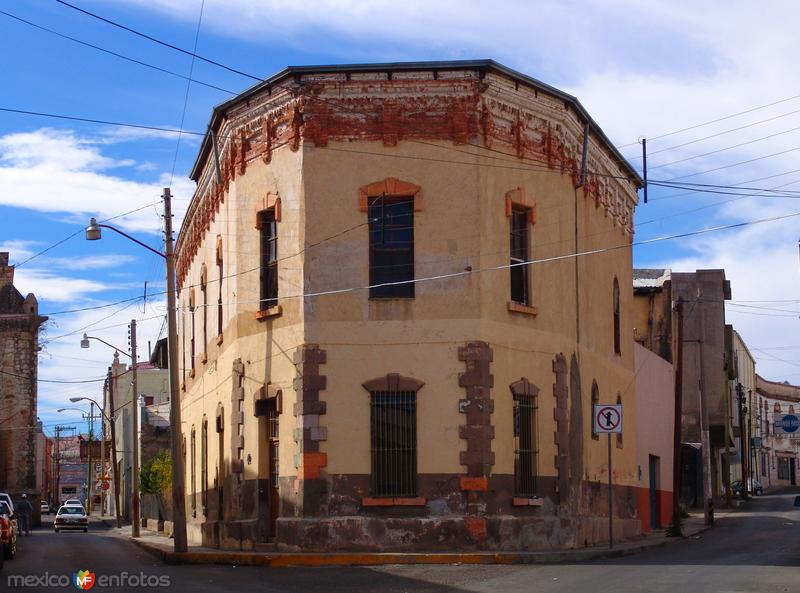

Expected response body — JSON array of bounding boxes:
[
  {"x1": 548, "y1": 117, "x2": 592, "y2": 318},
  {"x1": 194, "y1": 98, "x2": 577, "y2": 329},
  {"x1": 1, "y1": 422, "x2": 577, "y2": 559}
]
[
  {"x1": 97, "y1": 223, "x2": 165, "y2": 259},
  {"x1": 85, "y1": 335, "x2": 131, "y2": 358}
]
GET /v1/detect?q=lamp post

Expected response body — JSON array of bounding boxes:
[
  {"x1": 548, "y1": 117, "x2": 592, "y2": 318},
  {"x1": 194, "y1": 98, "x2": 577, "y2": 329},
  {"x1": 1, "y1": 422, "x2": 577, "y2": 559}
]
[
  {"x1": 85, "y1": 188, "x2": 187, "y2": 552},
  {"x1": 81, "y1": 329, "x2": 140, "y2": 536},
  {"x1": 69, "y1": 397, "x2": 110, "y2": 518}
]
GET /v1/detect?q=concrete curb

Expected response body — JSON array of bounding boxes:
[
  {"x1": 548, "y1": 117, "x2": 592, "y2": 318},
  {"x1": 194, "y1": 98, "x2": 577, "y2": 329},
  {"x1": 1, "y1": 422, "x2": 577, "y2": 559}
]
[{"x1": 127, "y1": 524, "x2": 714, "y2": 568}]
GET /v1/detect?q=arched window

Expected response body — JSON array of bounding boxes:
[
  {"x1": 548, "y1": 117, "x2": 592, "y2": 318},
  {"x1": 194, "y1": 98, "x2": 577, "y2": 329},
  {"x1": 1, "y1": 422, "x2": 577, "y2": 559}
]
[
  {"x1": 613, "y1": 277, "x2": 621, "y2": 355},
  {"x1": 362, "y1": 374, "x2": 424, "y2": 497},
  {"x1": 591, "y1": 381, "x2": 600, "y2": 440},
  {"x1": 510, "y1": 378, "x2": 539, "y2": 496},
  {"x1": 190, "y1": 426, "x2": 197, "y2": 517},
  {"x1": 201, "y1": 416, "x2": 208, "y2": 515}
]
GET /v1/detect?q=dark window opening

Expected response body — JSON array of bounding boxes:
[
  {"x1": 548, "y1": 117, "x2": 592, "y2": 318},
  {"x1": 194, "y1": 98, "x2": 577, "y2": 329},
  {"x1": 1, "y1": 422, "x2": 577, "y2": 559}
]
[
  {"x1": 201, "y1": 278, "x2": 208, "y2": 357},
  {"x1": 591, "y1": 382, "x2": 600, "y2": 440},
  {"x1": 370, "y1": 390, "x2": 417, "y2": 497},
  {"x1": 259, "y1": 209, "x2": 278, "y2": 309},
  {"x1": 514, "y1": 394, "x2": 537, "y2": 496},
  {"x1": 217, "y1": 257, "x2": 223, "y2": 336},
  {"x1": 190, "y1": 427, "x2": 197, "y2": 517},
  {"x1": 613, "y1": 277, "x2": 621, "y2": 355},
  {"x1": 201, "y1": 419, "x2": 208, "y2": 514},
  {"x1": 190, "y1": 293, "x2": 196, "y2": 371},
  {"x1": 369, "y1": 196, "x2": 414, "y2": 299},
  {"x1": 510, "y1": 205, "x2": 530, "y2": 305}
]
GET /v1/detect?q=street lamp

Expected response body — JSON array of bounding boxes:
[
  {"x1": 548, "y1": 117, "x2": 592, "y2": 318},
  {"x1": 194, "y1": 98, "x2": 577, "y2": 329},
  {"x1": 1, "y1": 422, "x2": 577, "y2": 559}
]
[
  {"x1": 85, "y1": 188, "x2": 187, "y2": 552},
  {"x1": 81, "y1": 332, "x2": 140, "y2": 537}
]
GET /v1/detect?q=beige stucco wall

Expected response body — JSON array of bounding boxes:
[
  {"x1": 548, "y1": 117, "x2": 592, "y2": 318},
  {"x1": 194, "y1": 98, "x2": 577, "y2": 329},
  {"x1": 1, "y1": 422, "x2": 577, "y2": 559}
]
[{"x1": 634, "y1": 343, "x2": 675, "y2": 491}]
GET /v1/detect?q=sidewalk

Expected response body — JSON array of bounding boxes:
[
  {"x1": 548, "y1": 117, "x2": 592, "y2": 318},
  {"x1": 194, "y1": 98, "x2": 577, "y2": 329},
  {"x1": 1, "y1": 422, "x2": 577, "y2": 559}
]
[{"x1": 99, "y1": 509, "x2": 730, "y2": 568}]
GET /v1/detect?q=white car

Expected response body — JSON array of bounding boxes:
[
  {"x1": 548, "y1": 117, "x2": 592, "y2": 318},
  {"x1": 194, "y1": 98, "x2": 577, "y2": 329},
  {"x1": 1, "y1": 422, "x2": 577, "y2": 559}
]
[
  {"x1": 0, "y1": 494, "x2": 13, "y2": 514},
  {"x1": 63, "y1": 499, "x2": 84, "y2": 509},
  {"x1": 54, "y1": 505, "x2": 88, "y2": 533}
]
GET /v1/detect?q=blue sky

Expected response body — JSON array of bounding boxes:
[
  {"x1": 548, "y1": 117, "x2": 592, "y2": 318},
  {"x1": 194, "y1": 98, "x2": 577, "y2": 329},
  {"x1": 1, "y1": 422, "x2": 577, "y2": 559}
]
[{"x1": 2, "y1": 0, "x2": 800, "y2": 433}]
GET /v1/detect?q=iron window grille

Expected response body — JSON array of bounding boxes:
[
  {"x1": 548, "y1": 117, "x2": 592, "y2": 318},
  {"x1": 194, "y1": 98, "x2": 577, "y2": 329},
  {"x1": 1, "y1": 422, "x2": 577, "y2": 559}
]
[
  {"x1": 513, "y1": 394, "x2": 538, "y2": 496},
  {"x1": 369, "y1": 196, "x2": 414, "y2": 298},
  {"x1": 259, "y1": 209, "x2": 278, "y2": 309},
  {"x1": 510, "y1": 205, "x2": 531, "y2": 305},
  {"x1": 370, "y1": 390, "x2": 417, "y2": 497}
]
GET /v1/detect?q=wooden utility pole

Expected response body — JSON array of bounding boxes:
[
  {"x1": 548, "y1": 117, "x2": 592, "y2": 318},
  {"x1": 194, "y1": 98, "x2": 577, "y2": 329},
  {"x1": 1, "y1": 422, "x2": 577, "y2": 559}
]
[
  {"x1": 671, "y1": 297, "x2": 684, "y2": 533},
  {"x1": 130, "y1": 319, "x2": 141, "y2": 537},
  {"x1": 164, "y1": 187, "x2": 188, "y2": 552},
  {"x1": 87, "y1": 402, "x2": 94, "y2": 513},
  {"x1": 107, "y1": 367, "x2": 122, "y2": 528}
]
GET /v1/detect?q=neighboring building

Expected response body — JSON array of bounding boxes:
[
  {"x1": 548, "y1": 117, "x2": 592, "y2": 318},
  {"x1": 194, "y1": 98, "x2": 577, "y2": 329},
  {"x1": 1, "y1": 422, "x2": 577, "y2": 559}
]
[
  {"x1": 54, "y1": 433, "x2": 84, "y2": 505},
  {"x1": 633, "y1": 343, "x2": 674, "y2": 533},
  {"x1": 106, "y1": 351, "x2": 169, "y2": 521},
  {"x1": 755, "y1": 375, "x2": 799, "y2": 490},
  {"x1": 177, "y1": 60, "x2": 642, "y2": 551},
  {"x1": 729, "y1": 330, "x2": 757, "y2": 493},
  {"x1": 632, "y1": 269, "x2": 733, "y2": 507},
  {"x1": 0, "y1": 251, "x2": 47, "y2": 515},
  {"x1": 33, "y1": 420, "x2": 53, "y2": 512}
]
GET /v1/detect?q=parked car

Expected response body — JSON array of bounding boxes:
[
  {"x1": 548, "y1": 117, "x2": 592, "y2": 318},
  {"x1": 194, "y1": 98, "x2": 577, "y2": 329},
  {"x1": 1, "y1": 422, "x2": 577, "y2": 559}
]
[
  {"x1": 63, "y1": 499, "x2": 84, "y2": 509},
  {"x1": 0, "y1": 502, "x2": 17, "y2": 559},
  {"x1": 0, "y1": 494, "x2": 13, "y2": 514},
  {"x1": 54, "y1": 505, "x2": 88, "y2": 533},
  {"x1": 732, "y1": 480, "x2": 764, "y2": 496},
  {"x1": 40, "y1": 501, "x2": 50, "y2": 515}
]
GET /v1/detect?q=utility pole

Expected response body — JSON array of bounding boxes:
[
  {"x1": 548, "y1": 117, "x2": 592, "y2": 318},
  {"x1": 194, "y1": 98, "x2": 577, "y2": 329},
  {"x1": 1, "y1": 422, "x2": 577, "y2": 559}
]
[
  {"x1": 737, "y1": 383, "x2": 749, "y2": 498},
  {"x1": 697, "y1": 288, "x2": 714, "y2": 526},
  {"x1": 87, "y1": 402, "x2": 94, "y2": 513},
  {"x1": 130, "y1": 319, "x2": 141, "y2": 537},
  {"x1": 164, "y1": 187, "x2": 188, "y2": 552},
  {"x1": 100, "y1": 391, "x2": 106, "y2": 517},
  {"x1": 671, "y1": 297, "x2": 684, "y2": 533},
  {"x1": 107, "y1": 367, "x2": 122, "y2": 528}
]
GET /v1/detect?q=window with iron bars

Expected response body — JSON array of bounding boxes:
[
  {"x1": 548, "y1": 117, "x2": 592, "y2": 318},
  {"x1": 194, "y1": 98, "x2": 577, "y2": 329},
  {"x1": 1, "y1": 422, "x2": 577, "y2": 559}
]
[
  {"x1": 370, "y1": 390, "x2": 417, "y2": 497},
  {"x1": 510, "y1": 204, "x2": 531, "y2": 305},
  {"x1": 369, "y1": 196, "x2": 414, "y2": 299},
  {"x1": 513, "y1": 394, "x2": 537, "y2": 496},
  {"x1": 259, "y1": 209, "x2": 278, "y2": 309}
]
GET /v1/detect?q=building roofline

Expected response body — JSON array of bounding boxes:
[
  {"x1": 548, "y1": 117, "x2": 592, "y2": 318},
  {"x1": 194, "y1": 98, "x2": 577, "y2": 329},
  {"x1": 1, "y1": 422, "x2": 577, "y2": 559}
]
[{"x1": 189, "y1": 59, "x2": 643, "y2": 185}]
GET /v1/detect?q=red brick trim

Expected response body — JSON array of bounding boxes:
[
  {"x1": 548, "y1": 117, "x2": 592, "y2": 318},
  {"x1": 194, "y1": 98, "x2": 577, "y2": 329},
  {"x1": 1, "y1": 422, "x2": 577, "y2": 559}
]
[
  {"x1": 362, "y1": 373, "x2": 424, "y2": 393},
  {"x1": 255, "y1": 305, "x2": 282, "y2": 320},
  {"x1": 459, "y1": 476, "x2": 488, "y2": 491},
  {"x1": 361, "y1": 497, "x2": 426, "y2": 507},
  {"x1": 215, "y1": 235, "x2": 223, "y2": 265},
  {"x1": 505, "y1": 187, "x2": 537, "y2": 224},
  {"x1": 200, "y1": 352, "x2": 208, "y2": 365},
  {"x1": 509, "y1": 378, "x2": 539, "y2": 399},
  {"x1": 512, "y1": 497, "x2": 544, "y2": 507},
  {"x1": 200, "y1": 263, "x2": 207, "y2": 287},
  {"x1": 507, "y1": 301, "x2": 538, "y2": 316},
  {"x1": 216, "y1": 333, "x2": 224, "y2": 346},
  {"x1": 255, "y1": 193, "x2": 281, "y2": 227},
  {"x1": 359, "y1": 178, "x2": 423, "y2": 212}
]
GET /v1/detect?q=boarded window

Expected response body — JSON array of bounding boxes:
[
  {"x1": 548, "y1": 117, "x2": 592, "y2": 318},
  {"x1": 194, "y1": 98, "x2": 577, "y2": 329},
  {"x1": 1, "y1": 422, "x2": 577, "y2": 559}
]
[
  {"x1": 369, "y1": 196, "x2": 414, "y2": 298},
  {"x1": 514, "y1": 394, "x2": 537, "y2": 496},
  {"x1": 370, "y1": 390, "x2": 417, "y2": 496},
  {"x1": 259, "y1": 209, "x2": 278, "y2": 308},
  {"x1": 510, "y1": 205, "x2": 530, "y2": 305}
]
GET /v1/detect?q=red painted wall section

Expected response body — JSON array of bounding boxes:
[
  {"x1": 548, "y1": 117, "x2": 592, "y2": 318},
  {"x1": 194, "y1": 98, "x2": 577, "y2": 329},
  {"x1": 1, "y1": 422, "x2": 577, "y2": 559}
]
[{"x1": 636, "y1": 487, "x2": 674, "y2": 533}]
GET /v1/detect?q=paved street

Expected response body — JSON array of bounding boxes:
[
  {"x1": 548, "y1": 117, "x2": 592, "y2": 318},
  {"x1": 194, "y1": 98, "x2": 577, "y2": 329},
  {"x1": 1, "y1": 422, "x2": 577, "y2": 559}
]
[{"x1": 4, "y1": 489, "x2": 799, "y2": 592}]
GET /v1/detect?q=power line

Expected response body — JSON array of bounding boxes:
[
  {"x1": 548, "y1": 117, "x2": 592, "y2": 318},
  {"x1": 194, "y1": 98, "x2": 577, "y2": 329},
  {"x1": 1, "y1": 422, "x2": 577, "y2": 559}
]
[
  {"x1": 54, "y1": 0, "x2": 262, "y2": 82},
  {"x1": 175, "y1": 209, "x2": 800, "y2": 311},
  {"x1": 0, "y1": 107, "x2": 203, "y2": 136},
  {"x1": 0, "y1": 368, "x2": 105, "y2": 384},
  {"x1": 0, "y1": 8, "x2": 235, "y2": 95},
  {"x1": 168, "y1": 0, "x2": 206, "y2": 186},
  {"x1": 664, "y1": 146, "x2": 800, "y2": 181},
  {"x1": 626, "y1": 107, "x2": 800, "y2": 161},
  {"x1": 616, "y1": 93, "x2": 800, "y2": 149}
]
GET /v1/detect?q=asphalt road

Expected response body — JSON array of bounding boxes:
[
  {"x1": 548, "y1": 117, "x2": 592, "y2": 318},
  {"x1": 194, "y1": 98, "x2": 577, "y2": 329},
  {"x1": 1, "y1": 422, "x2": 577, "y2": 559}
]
[{"x1": 3, "y1": 489, "x2": 799, "y2": 592}]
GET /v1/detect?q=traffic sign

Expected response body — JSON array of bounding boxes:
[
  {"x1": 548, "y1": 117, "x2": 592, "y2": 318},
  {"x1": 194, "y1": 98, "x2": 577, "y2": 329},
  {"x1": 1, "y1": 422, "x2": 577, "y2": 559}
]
[
  {"x1": 594, "y1": 404, "x2": 623, "y2": 434},
  {"x1": 101, "y1": 482, "x2": 110, "y2": 491},
  {"x1": 775, "y1": 413, "x2": 800, "y2": 436}
]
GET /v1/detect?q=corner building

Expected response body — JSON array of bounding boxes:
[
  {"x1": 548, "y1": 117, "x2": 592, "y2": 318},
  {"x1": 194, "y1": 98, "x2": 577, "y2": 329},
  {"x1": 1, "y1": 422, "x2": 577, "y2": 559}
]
[{"x1": 176, "y1": 60, "x2": 641, "y2": 551}]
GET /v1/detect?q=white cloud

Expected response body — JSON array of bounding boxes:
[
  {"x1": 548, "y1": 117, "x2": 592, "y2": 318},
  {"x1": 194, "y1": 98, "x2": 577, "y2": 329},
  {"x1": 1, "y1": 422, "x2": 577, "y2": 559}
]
[
  {"x1": 12, "y1": 267, "x2": 111, "y2": 303},
  {"x1": 0, "y1": 128, "x2": 193, "y2": 235}
]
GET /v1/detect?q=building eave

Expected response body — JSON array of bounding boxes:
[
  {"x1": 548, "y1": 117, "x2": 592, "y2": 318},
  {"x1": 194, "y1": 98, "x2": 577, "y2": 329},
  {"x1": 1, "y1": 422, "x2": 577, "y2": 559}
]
[{"x1": 189, "y1": 59, "x2": 643, "y2": 186}]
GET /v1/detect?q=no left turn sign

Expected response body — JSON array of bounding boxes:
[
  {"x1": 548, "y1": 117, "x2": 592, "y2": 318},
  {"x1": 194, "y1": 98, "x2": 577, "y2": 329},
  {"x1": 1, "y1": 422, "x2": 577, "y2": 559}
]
[{"x1": 594, "y1": 404, "x2": 623, "y2": 434}]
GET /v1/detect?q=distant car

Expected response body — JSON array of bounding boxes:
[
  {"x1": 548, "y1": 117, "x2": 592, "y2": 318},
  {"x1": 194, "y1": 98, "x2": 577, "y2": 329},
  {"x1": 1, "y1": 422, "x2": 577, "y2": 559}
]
[
  {"x1": 40, "y1": 502, "x2": 50, "y2": 516},
  {"x1": 63, "y1": 499, "x2": 84, "y2": 507},
  {"x1": 54, "y1": 505, "x2": 88, "y2": 533},
  {"x1": 0, "y1": 494, "x2": 13, "y2": 514},
  {"x1": 732, "y1": 480, "x2": 764, "y2": 496},
  {"x1": 0, "y1": 502, "x2": 17, "y2": 559}
]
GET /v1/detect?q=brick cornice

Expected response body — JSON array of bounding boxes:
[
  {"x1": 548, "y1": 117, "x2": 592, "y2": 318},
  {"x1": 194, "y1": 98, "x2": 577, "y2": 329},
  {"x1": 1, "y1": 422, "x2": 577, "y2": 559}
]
[{"x1": 362, "y1": 373, "x2": 424, "y2": 393}]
